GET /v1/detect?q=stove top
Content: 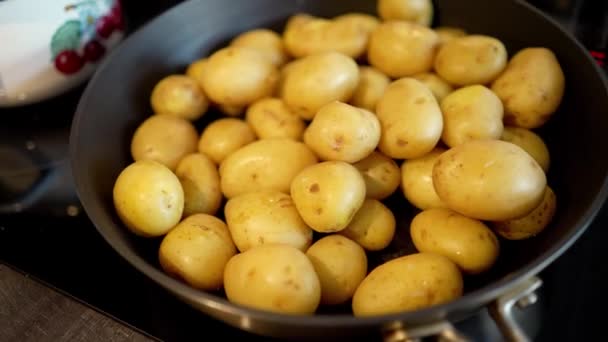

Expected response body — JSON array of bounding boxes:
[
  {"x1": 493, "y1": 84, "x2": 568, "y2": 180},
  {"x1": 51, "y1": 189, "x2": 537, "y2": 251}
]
[{"x1": 1, "y1": 1, "x2": 607, "y2": 341}]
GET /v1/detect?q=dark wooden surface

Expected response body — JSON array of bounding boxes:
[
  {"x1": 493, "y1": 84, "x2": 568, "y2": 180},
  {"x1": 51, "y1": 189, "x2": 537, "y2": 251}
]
[{"x1": 0, "y1": 264, "x2": 157, "y2": 342}]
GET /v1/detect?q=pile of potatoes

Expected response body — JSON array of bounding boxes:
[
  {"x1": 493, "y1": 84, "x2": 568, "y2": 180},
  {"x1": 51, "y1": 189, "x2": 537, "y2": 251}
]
[{"x1": 112, "y1": 0, "x2": 563, "y2": 317}]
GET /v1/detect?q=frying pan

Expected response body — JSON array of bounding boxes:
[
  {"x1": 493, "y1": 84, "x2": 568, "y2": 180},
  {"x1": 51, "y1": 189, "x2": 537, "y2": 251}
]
[{"x1": 69, "y1": 0, "x2": 608, "y2": 340}]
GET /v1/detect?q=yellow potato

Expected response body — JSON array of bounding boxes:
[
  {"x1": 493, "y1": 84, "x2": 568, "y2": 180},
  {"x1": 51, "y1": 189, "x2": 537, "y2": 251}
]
[
  {"x1": 340, "y1": 199, "x2": 396, "y2": 251},
  {"x1": 150, "y1": 75, "x2": 209, "y2": 121},
  {"x1": 377, "y1": 0, "x2": 434, "y2": 26},
  {"x1": 491, "y1": 47, "x2": 565, "y2": 129},
  {"x1": 306, "y1": 235, "x2": 368, "y2": 305},
  {"x1": 435, "y1": 26, "x2": 467, "y2": 46},
  {"x1": 493, "y1": 186, "x2": 556, "y2": 240},
  {"x1": 412, "y1": 72, "x2": 454, "y2": 102},
  {"x1": 440, "y1": 85, "x2": 504, "y2": 147},
  {"x1": 245, "y1": 97, "x2": 305, "y2": 140},
  {"x1": 175, "y1": 153, "x2": 222, "y2": 216},
  {"x1": 350, "y1": 66, "x2": 391, "y2": 112},
  {"x1": 220, "y1": 139, "x2": 318, "y2": 198},
  {"x1": 281, "y1": 51, "x2": 359, "y2": 120},
  {"x1": 411, "y1": 208, "x2": 500, "y2": 274},
  {"x1": 200, "y1": 46, "x2": 279, "y2": 107},
  {"x1": 113, "y1": 160, "x2": 184, "y2": 237},
  {"x1": 352, "y1": 151, "x2": 401, "y2": 200},
  {"x1": 276, "y1": 59, "x2": 300, "y2": 98},
  {"x1": 283, "y1": 13, "x2": 378, "y2": 59},
  {"x1": 368, "y1": 21, "x2": 439, "y2": 78},
  {"x1": 224, "y1": 244, "x2": 321, "y2": 315},
  {"x1": 290, "y1": 161, "x2": 366, "y2": 233},
  {"x1": 501, "y1": 126, "x2": 550, "y2": 172},
  {"x1": 159, "y1": 214, "x2": 236, "y2": 290},
  {"x1": 401, "y1": 147, "x2": 447, "y2": 210},
  {"x1": 434, "y1": 35, "x2": 507, "y2": 86},
  {"x1": 217, "y1": 104, "x2": 245, "y2": 117},
  {"x1": 352, "y1": 252, "x2": 463, "y2": 316},
  {"x1": 198, "y1": 118, "x2": 256, "y2": 164},
  {"x1": 376, "y1": 78, "x2": 444, "y2": 159},
  {"x1": 185, "y1": 58, "x2": 207, "y2": 83},
  {"x1": 433, "y1": 139, "x2": 547, "y2": 221},
  {"x1": 131, "y1": 114, "x2": 198, "y2": 171},
  {"x1": 224, "y1": 191, "x2": 313, "y2": 252},
  {"x1": 284, "y1": 13, "x2": 315, "y2": 32},
  {"x1": 231, "y1": 28, "x2": 288, "y2": 67},
  {"x1": 303, "y1": 101, "x2": 381, "y2": 163}
]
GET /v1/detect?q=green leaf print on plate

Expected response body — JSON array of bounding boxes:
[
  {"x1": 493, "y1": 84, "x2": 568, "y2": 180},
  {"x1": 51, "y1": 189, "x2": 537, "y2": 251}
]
[{"x1": 50, "y1": 20, "x2": 82, "y2": 60}]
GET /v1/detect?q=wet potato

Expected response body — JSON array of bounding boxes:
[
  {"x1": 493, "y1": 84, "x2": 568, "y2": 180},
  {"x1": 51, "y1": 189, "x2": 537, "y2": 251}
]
[
  {"x1": 352, "y1": 151, "x2": 401, "y2": 200},
  {"x1": 150, "y1": 74, "x2": 209, "y2": 121},
  {"x1": 197, "y1": 118, "x2": 256, "y2": 165}
]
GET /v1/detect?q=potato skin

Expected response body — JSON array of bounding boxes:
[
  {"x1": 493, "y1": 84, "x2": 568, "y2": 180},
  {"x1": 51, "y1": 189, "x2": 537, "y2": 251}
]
[
  {"x1": 224, "y1": 191, "x2": 313, "y2": 252},
  {"x1": 351, "y1": 66, "x2": 391, "y2": 112},
  {"x1": 368, "y1": 21, "x2": 439, "y2": 78},
  {"x1": 440, "y1": 85, "x2": 504, "y2": 147},
  {"x1": 231, "y1": 28, "x2": 288, "y2": 67},
  {"x1": 303, "y1": 101, "x2": 381, "y2": 163},
  {"x1": 491, "y1": 48, "x2": 565, "y2": 129},
  {"x1": 501, "y1": 126, "x2": 551, "y2": 172},
  {"x1": 412, "y1": 72, "x2": 454, "y2": 102},
  {"x1": 493, "y1": 186, "x2": 556, "y2": 240},
  {"x1": 113, "y1": 160, "x2": 184, "y2": 237},
  {"x1": 306, "y1": 235, "x2": 368, "y2": 305},
  {"x1": 290, "y1": 161, "x2": 366, "y2": 233},
  {"x1": 411, "y1": 208, "x2": 500, "y2": 274},
  {"x1": 435, "y1": 26, "x2": 467, "y2": 46},
  {"x1": 245, "y1": 97, "x2": 305, "y2": 140},
  {"x1": 150, "y1": 75, "x2": 209, "y2": 121},
  {"x1": 159, "y1": 214, "x2": 236, "y2": 290},
  {"x1": 376, "y1": 78, "x2": 444, "y2": 159},
  {"x1": 352, "y1": 252, "x2": 463, "y2": 316},
  {"x1": 131, "y1": 114, "x2": 198, "y2": 171},
  {"x1": 377, "y1": 0, "x2": 434, "y2": 26},
  {"x1": 353, "y1": 151, "x2": 401, "y2": 200},
  {"x1": 224, "y1": 244, "x2": 321, "y2": 315},
  {"x1": 400, "y1": 147, "x2": 446, "y2": 210},
  {"x1": 220, "y1": 139, "x2": 318, "y2": 198},
  {"x1": 175, "y1": 153, "x2": 222, "y2": 216},
  {"x1": 198, "y1": 118, "x2": 256, "y2": 164},
  {"x1": 432, "y1": 139, "x2": 547, "y2": 221},
  {"x1": 434, "y1": 35, "x2": 507, "y2": 86},
  {"x1": 340, "y1": 199, "x2": 396, "y2": 251}
]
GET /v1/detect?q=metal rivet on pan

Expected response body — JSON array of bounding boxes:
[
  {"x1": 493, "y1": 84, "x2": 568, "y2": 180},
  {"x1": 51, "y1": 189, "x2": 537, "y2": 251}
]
[
  {"x1": 66, "y1": 205, "x2": 80, "y2": 217},
  {"x1": 516, "y1": 292, "x2": 538, "y2": 309}
]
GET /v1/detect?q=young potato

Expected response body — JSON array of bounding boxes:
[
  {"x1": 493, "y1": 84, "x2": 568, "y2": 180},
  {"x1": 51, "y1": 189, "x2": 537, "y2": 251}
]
[
  {"x1": 224, "y1": 191, "x2": 313, "y2": 252},
  {"x1": 131, "y1": 114, "x2": 198, "y2": 171},
  {"x1": 306, "y1": 235, "x2": 368, "y2": 305},
  {"x1": 411, "y1": 208, "x2": 500, "y2": 274},
  {"x1": 433, "y1": 139, "x2": 547, "y2": 221},
  {"x1": 113, "y1": 160, "x2": 184, "y2": 237},
  {"x1": 350, "y1": 66, "x2": 390, "y2": 112},
  {"x1": 150, "y1": 75, "x2": 209, "y2": 121},
  {"x1": 434, "y1": 35, "x2": 507, "y2": 86},
  {"x1": 353, "y1": 151, "x2": 401, "y2": 200},
  {"x1": 281, "y1": 51, "x2": 359, "y2": 120},
  {"x1": 185, "y1": 58, "x2": 207, "y2": 81},
  {"x1": 200, "y1": 46, "x2": 279, "y2": 107},
  {"x1": 501, "y1": 126, "x2": 550, "y2": 172},
  {"x1": 401, "y1": 148, "x2": 447, "y2": 210},
  {"x1": 340, "y1": 199, "x2": 396, "y2": 251},
  {"x1": 376, "y1": 78, "x2": 444, "y2": 159},
  {"x1": 352, "y1": 253, "x2": 463, "y2": 316},
  {"x1": 276, "y1": 59, "x2": 300, "y2": 98},
  {"x1": 220, "y1": 139, "x2": 318, "y2": 198},
  {"x1": 224, "y1": 244, "x2": 321, "y2": 315},
  {"x1": 493, "y1": 186, "x2": 556, "y2": 240},
  {"x1": 377, "y1": 0, "x2": 434, "y2": 26},
  {"x1": 491, "y1": 47, "x2": 565, "y2": 129},
  {"x1": 440, "y1": 85, "x2": 504, "y2": 147},
  {"x1": 283, "y1": 14, "x2": 377, "y2": 59},
  {"x1": 303, "y1": 101, "x2": 381, "y2": 163},
  {"x1": 197, "y1": 118, "x2": 256, "y2": 164},
  {"x1": 217, "y1": 104, "x2": 245, "y2": 117},
  {"x1": 175, "y1": 153, "x2": 222, "y2": 216},
  {"x1": 291, "y1": 161, "x2": 366, "y2": 233},
  {"x1": 435, "y1": 26, "x2": 467, "y2": 46},
  {"x1": 231, "y1": 28, "x2": 288, "y2": 67},
  {"x1": 368, "y1": 21, "x2": 439, "y2": 78},
  {"x1": 245, "y1": 97, "x2": 305, "y2": 140},
  {"x1": 159, "y1": 214, "x2": 236, "y2": 290},
  {"x1": 412, "y1": 72, "x2": 454, "y2": 102}
]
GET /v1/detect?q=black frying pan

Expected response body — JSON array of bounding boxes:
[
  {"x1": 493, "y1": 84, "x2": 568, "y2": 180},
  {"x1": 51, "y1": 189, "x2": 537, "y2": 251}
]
[{"x1": 69, "y1": 0, "x2": 608, "y2": 341}]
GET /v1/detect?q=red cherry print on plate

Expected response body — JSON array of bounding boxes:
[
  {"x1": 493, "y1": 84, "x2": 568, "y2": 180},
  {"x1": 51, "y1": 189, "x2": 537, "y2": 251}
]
[
  {"x1": 55, "y1": 50, "x2": 84, "y2": 74},
  {"x1": 84, "y1": 40, "x2": 106, "y2": 62},
  {"x1": 96, "y1": 15, "x2": 115, "y2": 39},
  {"x1": 110, "y1": 3, "x2": 124, "y2": 31}
]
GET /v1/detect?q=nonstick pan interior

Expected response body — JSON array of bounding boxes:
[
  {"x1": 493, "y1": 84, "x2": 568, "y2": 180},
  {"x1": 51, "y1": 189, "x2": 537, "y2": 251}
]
[{"x1": 70, "y1": 0, "x2": 608, "y2": 339}]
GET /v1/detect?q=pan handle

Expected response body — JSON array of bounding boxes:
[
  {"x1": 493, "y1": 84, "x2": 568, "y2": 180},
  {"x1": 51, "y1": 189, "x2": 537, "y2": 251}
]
[{"x1": 381, "y1": 276, "x2": 543, "y2": 342}]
